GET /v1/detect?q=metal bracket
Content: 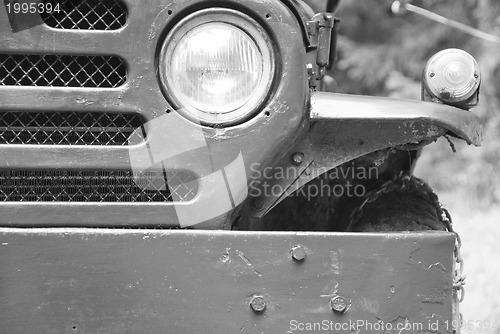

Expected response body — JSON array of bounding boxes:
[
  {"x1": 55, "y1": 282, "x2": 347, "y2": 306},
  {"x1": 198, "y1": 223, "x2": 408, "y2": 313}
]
[{"x1": 306, "y1": 12, "x2": 337, "y2": 82}]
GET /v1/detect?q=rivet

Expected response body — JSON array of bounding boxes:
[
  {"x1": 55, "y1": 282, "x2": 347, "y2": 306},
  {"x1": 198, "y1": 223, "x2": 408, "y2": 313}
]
[
  {"x1": 250, "y1": 295, "x2": 266, "y2": 313},
  {"x1": 292, "y1": 153, "x2": 304, "y2": 166},
  {"x1": 291, "y1": 245, "x2": 306, "y2": 262},
  {"x1": 330, "y1": 295, "x2": 348, "y2": 313},
  {"x1": 430, "y1": 72, "x2": 435, "y2": 78},
  {"x1": 251, "y1": 198, "x2": 264, "y2": 211}
]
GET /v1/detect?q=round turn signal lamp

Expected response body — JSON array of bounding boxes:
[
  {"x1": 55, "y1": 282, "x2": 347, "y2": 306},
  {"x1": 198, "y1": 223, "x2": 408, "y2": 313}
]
[{"x1": 423, "y1": 48, "x2": 480, "y2": 104}]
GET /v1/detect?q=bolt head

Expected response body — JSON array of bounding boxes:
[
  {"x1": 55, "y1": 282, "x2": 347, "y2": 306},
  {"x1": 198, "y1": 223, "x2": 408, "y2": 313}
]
[
  {"x1": 251, "y1": 198, "x2": 264, "y2": 211},
  {"x1": 250, "y1": 295, "x2": 266, "y2": 313},
  {"x1": 292, "y1": 153, "x2": 304, "y2": 165},
  {"x1": 291, "y1": 245, "x2": 306, "y2": 262},
  {"x1": 330, "y1": 295, "x2": 348, "y2": 313}
]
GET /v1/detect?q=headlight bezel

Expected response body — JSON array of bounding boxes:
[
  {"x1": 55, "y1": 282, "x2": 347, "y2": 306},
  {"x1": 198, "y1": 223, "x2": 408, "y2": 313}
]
[{"x1": 159, "y1": 8, "x2": 276, "y2": 127}]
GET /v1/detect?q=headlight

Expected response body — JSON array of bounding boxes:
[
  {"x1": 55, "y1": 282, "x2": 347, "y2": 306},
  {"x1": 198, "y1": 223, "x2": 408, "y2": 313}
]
[
  {"x1": 423, "y1": 48, "x2": 480, "y2": 105},
  {"x1": 159, "y1": 9, "x2": 275, "y2": 126}
]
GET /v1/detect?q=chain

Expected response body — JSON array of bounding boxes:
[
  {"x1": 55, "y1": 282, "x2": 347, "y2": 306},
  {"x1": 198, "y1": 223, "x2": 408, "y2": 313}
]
[
  {"x1": 347, "y1": 171, "x2": 466, "y2": 303},
  {"x1": 441, "y1": 206, "x2": 466, "y2": 303}
]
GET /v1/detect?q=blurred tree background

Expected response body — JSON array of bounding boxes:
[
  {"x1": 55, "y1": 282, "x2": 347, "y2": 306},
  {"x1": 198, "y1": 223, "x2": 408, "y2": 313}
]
[{"x1": 304, "y1": 1, "x2": 500, "y2": 333}]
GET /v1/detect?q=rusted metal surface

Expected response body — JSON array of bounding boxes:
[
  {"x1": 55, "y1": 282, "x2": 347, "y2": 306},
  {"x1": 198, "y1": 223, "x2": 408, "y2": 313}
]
[{"x1": 0, "y1": 228, "x2": 455, "y2": 333}]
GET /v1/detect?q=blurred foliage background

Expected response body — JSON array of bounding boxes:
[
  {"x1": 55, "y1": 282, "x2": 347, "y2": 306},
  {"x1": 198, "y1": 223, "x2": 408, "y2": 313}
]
[{"x1": 305, "y1": 1, "x2": 500, "y2": 333}]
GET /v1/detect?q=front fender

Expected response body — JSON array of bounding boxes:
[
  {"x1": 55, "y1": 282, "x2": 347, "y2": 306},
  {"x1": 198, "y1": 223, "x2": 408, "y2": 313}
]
[
  {"x1": 244, "y1": 91, "x2": 483, "y2": 219},
  {"x1": 310, "y1": 92, "x2": 482, "y2": 146}
]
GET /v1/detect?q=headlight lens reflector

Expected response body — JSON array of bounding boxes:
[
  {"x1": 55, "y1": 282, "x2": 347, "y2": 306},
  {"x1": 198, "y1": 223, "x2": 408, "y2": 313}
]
[
  {"x1": 160, "y1": 10, "x2": 275, "y2": 126},
  {"x1": 171, "y1": 23, "x2": 263, "y2": 113}
]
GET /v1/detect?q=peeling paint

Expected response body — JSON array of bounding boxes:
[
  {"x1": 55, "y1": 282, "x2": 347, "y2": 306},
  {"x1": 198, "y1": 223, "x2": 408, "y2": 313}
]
[
  {"x1": 236, "y1": 249, "x2": 252, "y2": 266},
  {"x1": 75, "y1": 97, "x2": 94, "y2": 106},
  {"x1": 426, "y1": 125, "x2": 442, "y2": 138},
  {"x1": 330, "y1": 249, "x2": 342, "y2": 275},
  {"x1": 236, "y1": 249, "x2": 262, "y2": 277},
  {"x1": 320, "y1": 281, "x2": 339, "y2": 298},
  {"x1": 428, "y1": 262, "x2": 447, "y2": 272},
  {"x1": 275, "y1": 103, "x2": 290, "y2": 114},
  {"x1": 220, "y1": 247, "x2": 231, "y2": 264}
]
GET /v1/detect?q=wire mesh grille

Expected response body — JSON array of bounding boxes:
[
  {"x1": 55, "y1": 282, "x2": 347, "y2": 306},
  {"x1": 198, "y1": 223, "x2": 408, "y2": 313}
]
[
  {"x1": 0, "y1": 54, "x2": 126, "y2": 88},
  {"x1": 41, "y1": 0, "x2": 127, "y2": 30},
  {"x1": 0, "y1": 170, "x2": 197, "y2": 202},
  {"x1": 0, "y1": 111, "x2": 144, "y2": 146}
]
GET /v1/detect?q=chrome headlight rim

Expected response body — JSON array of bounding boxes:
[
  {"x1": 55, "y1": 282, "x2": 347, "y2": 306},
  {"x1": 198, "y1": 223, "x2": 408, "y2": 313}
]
[{"x1": 159, "y1": 8, "x2": 276, "y2": 127}]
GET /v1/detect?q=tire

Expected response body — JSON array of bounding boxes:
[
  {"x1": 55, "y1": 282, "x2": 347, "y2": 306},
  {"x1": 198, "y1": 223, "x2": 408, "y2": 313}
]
[{"x1": 350, "y1": 186, "x2": 447, "y2": 232}]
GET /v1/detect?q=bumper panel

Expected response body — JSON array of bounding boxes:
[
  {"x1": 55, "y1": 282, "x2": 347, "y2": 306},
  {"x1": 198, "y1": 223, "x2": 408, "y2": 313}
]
[{"x1": 0, "y1": 229, "x2": 455, "y2": 333}]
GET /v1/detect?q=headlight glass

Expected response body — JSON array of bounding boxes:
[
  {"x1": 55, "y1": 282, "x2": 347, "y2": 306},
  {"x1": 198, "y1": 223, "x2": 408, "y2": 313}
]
[
  {"x1": 171, "y1": 23, "x2": 263, "y2": 113},
  {"x1": 160, "y1": 9, "x2": 275, "y2": 126}
]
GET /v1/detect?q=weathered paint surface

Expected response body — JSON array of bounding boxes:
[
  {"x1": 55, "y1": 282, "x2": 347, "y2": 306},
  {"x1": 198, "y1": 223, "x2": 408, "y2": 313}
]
[
  {"x1": 246, "y1": 91, "x2": 483, "y2": 217},
  {"x1": 0, "y1": 229, "x2": 455, "y2": 333},
  {"x1": 0, "y1": 0, "x2": 309, "y2": 228},
  {"x1": 310, "y1": 92, "x2": 482, "y2": 146}
]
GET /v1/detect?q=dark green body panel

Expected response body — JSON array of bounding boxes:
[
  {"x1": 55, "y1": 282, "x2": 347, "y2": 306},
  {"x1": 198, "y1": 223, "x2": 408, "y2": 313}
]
[{"x1": 0, "y1": 229, "x2": 454, "y2": 333}]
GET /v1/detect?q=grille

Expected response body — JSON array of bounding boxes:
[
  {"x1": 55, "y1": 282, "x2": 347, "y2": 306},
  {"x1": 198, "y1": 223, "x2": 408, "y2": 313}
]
[
  {"x1": 0, "y1": 54, "x2": 126, "y2": 88},
  {"x1": 0, "y1": 170, "x2": 197, "y2": 202},
  {"x1": 0, "y1": 111, "x2": 144, "y2": 146},
  {"x1": 41, "y1": 0, "x2": 127, "y2": 30}
]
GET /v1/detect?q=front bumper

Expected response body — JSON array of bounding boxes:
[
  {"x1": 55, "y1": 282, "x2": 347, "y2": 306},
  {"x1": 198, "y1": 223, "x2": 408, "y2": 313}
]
[{"x1": 0, "y1": 228, "x2": 455, "y2": 333}]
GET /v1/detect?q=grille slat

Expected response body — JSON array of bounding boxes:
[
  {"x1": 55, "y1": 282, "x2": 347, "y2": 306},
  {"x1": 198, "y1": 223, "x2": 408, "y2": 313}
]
[
  {"x1": 41, "y1": 0, "x2": 127, "y2": 30},
  {"x1": 0, "y1": 54, "x2": 126, "y2": 88},
  {"x1": 0, "y1": 111, "x2": 144, "y2": 146},
  {"x1": 0, "y1": 170, "x2": 197, "y2": 202}
]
